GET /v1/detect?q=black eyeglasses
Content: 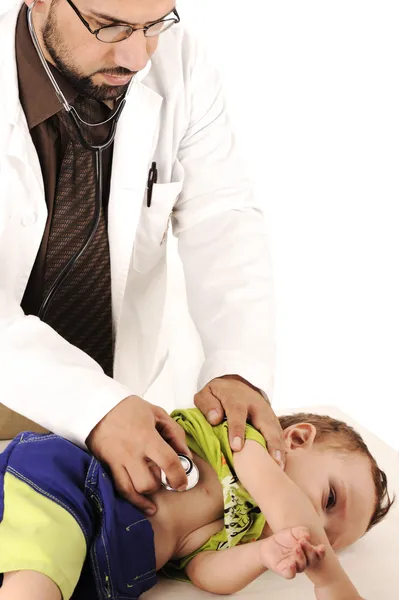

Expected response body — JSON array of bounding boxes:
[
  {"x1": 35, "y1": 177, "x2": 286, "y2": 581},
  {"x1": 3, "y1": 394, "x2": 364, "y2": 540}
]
[{"x1": 65, "y1": 0, "x2": 180, "y2": 43}]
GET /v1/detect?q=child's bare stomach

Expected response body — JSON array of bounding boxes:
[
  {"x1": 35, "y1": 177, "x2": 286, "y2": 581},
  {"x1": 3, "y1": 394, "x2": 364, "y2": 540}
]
[{"x1": 147, "y1": 453, "x2": 225, "y2": 570}]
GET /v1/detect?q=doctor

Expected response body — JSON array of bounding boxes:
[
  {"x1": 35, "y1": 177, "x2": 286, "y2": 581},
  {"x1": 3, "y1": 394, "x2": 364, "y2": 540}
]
[{"x1": 0, "y1": 0, "x2": 283, "y2": 515}]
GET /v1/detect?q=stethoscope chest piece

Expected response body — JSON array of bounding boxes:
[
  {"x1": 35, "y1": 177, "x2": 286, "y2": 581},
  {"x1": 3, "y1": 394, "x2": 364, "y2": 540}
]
[{"x1": 161, "y1": 453, "x2": 199, "y2": 491}]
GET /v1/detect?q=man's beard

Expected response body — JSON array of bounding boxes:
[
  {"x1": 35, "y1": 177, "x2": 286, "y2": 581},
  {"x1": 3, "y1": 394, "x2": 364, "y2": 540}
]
[{"x1": 42, "y1": 10, "x2": 133, "y2": 101}]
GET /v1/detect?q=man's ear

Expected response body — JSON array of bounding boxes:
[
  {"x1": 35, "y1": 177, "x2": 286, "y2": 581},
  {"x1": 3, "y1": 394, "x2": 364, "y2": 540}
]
[{"x1": 283, "y1": 423, "x2": 317, "y2": 450}]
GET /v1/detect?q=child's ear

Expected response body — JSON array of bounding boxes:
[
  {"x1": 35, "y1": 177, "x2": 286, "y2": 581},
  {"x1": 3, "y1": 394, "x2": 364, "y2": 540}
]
[{"x1": 283, "y1": 423, "x2": 317, "y2": 450}]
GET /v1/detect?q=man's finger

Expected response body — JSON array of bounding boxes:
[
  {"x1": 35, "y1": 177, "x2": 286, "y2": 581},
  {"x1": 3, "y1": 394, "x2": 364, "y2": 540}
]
[
  {"x1": 194, "y1": 389, "x2": 224, "y2": 425},
  {"x1": 251, "y1": 407, "x2": 286, "y2": 468},
  {"x1": 224, "y1": 404, "x2": 248, "y2": 452},
  {"x1": 111, "y1": 465, "x2": 157, "y2": 515},
  {"x1": 149, "y1": 436, "x2": 188, "y2": 491},
  {"x1": 263, "y1": 434, "x2": 286, "y2": 469},
  {"x1": 146, "y1": 459, "x2": 161, "y2": 484},
  {"x1": 125, "y1": 457, "x2": 161, "y2": 495},
  {"x1": 156, "y1": 413, "x2": 192, "y2": 459}
]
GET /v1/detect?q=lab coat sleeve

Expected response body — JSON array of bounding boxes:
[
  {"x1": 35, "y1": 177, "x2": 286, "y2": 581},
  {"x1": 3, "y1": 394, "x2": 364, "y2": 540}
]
[
  {"x1": 173, "y1": 39, "x2": 275, "y2": 401},
  {"x1": 0, "y1": 291, "x2": 132, "y2": 446}
]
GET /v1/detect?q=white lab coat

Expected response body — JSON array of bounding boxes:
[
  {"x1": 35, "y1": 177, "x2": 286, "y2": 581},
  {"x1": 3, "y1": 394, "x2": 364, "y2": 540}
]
[{"x1": 0, "y1": 3, "x2": 275, "y2": 446}]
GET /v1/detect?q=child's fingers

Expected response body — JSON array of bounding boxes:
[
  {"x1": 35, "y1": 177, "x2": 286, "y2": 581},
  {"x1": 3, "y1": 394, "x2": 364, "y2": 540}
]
[
  {"x1": 299, "y1": 540, "x2": 315, "y2": 564},
  {"x1": 311, "y1": 542, "x2": 326, "y2": 560},
  {"x1": 282, "y1": 563, "x2": 297, "y2": 580},
  {"x1": 291, "y1": 525, "x2": 311, "y2": 542},
  {"x1": 300, "y1": 539, "x2": 326, "y2": 568},
  {"x1": 294, "y1": 544, "x2": 308, "y2": 573}
]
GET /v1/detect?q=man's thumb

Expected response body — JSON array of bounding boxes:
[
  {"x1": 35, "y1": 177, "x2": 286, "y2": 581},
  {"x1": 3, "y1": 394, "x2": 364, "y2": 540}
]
[{"x1": 195, "y1": 390, "x2": 224, "y2": 425}]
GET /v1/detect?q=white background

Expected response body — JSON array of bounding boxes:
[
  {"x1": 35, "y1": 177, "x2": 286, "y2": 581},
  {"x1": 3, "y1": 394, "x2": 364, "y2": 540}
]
[
  {"x1": 159, "y1": 0, "x2": 399, "y2": 451},
  {"x1": 3, "y1": 1, "x2": 399, "y2": 449}
]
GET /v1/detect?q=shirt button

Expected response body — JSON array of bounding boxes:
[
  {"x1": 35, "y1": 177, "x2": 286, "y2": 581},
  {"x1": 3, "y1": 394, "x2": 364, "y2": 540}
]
[{"x1": 21, "y1": 213, "x2": 37, "y2": 226}]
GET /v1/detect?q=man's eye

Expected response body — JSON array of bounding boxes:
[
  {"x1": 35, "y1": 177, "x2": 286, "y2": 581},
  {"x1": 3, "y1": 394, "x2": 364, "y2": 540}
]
[
  {"x1": 91, "y1": 17, "x2": 112, "y2": 28},
  {"x1": 326, "y1": 487, "x2": 336, "y2": 510}
]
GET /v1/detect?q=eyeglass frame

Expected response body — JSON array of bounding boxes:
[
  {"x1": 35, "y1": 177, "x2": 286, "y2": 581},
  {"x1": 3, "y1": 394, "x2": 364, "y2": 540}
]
[{"x1": 65, "y1": 0, "x2": 180, "y2": 43}]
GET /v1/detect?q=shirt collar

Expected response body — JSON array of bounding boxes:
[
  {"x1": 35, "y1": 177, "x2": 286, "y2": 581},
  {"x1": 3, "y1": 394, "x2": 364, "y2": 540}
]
[{"x1": 16, "y1": 4, "x2": 78, "y2": 130}]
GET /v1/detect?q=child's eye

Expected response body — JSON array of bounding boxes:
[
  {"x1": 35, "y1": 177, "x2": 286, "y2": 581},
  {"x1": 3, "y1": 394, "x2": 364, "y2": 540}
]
[{"x1": 326, "y1": 487, "x2": 336, "y2": 510}]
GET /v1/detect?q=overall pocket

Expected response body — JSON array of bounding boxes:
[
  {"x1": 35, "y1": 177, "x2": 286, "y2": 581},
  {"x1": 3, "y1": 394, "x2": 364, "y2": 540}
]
[{"x1": 85, "y1": 462, "x2": 157, "y2": 599}]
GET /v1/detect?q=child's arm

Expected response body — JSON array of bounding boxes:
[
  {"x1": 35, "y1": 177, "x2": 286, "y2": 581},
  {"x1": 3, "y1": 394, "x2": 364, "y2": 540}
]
[
  {"x1": 185, "y1": 527, "x2": 324, "y2": 594},
  {"x1": 185, "y1": 544, "x2": 267, "y2": 594},
  {"x1": 0, "y1": 571, "x2": 61, "y2": 600},
  {"x1": 233, "y1": 440, "x2": 361, "y2": 599}
]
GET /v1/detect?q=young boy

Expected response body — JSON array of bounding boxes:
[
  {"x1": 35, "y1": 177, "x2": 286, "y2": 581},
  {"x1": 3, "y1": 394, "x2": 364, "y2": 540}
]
[{"x1": 0, "y1": 408, "x2": 394, "y2": 600}]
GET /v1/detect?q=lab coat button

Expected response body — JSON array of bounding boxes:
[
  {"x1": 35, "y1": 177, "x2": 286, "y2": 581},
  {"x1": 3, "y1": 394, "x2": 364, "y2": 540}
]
[{"x1": 21, "y1": 213, "x2": 37, "y2": 226}]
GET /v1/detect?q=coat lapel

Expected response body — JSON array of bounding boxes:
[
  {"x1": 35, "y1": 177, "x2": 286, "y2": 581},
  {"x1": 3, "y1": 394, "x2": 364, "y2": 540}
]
[
  {"x1": 108, "y1": 79, "x2": 163, "y2": 329},
  {"x1": 0, "y1": 4, "x2": 163, "y2": 321},
  {"x1": 0, "y1": 4, "x2": 48, "y2": 301}
]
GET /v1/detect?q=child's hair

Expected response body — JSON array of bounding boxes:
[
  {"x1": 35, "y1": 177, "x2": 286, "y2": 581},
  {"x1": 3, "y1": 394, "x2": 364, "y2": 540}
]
[{"x1": 278, "y1": 412, "x2": 395, "y2": 533}]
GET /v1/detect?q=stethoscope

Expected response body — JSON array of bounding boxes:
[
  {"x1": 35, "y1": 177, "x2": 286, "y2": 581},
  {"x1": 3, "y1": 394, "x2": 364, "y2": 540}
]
[
  {"x1": 161, "y1": 454, "x2": 199, "y2": 491},
  {"x1": 27, "y1": 0, "x2": 134, "y2": 321}
]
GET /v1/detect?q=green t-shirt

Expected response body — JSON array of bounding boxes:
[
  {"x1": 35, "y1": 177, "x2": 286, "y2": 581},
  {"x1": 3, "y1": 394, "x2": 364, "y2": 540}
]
[{"x1": 162, "y1": 408, "x2": 267, "y2": 582}]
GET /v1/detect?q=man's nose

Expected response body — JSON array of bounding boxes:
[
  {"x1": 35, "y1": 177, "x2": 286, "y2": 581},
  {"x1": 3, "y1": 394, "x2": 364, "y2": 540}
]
[{"x1": 112, "y1": 30, "x2": 151, "y2": 73}]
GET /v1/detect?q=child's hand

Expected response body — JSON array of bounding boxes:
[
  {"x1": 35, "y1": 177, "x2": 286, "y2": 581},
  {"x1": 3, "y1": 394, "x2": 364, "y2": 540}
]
[{"x1": 258, "y1": 526, "x2": 326, "y2": 580}]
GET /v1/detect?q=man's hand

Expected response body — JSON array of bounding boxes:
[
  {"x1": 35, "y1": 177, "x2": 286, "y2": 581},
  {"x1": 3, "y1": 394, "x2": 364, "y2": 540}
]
[
  {"x1": 86, "y1": 396, "x2": 192, "y2": 515},
  {"x1": 194, "y1": 375, "x2": 286, "y2": 467}
]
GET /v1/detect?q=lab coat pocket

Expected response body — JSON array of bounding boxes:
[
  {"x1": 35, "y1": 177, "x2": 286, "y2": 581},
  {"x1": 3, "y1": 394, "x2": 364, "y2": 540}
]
[{"x1": 133, "y1": 170, "x2": 183, "y2": 274}]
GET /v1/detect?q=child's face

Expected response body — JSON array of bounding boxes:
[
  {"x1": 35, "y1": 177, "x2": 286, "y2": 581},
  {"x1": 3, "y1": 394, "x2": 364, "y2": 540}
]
[{"x1": 282, "y1": 424, "x2": 376, "y2": 550}]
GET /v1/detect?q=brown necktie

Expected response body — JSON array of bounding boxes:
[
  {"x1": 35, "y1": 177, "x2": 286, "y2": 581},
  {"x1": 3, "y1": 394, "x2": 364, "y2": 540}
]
[{"x1": 42, "y1": 96, "x2": 114, "y2": 377}]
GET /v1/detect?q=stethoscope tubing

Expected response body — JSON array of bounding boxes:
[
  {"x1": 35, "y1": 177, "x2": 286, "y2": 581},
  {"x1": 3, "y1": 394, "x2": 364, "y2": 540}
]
[
  {"x1": 38, "y1": 150, "x2": 103, "y2": 320},
  {"x1": 27, "y1": 1, "x2": 130, "y2": 320}
]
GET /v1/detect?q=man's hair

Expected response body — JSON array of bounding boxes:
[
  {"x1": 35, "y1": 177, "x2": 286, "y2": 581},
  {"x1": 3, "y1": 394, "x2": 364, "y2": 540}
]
[{"x1": 278, "y1": 412, "x2": 395, "y2": 532}]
